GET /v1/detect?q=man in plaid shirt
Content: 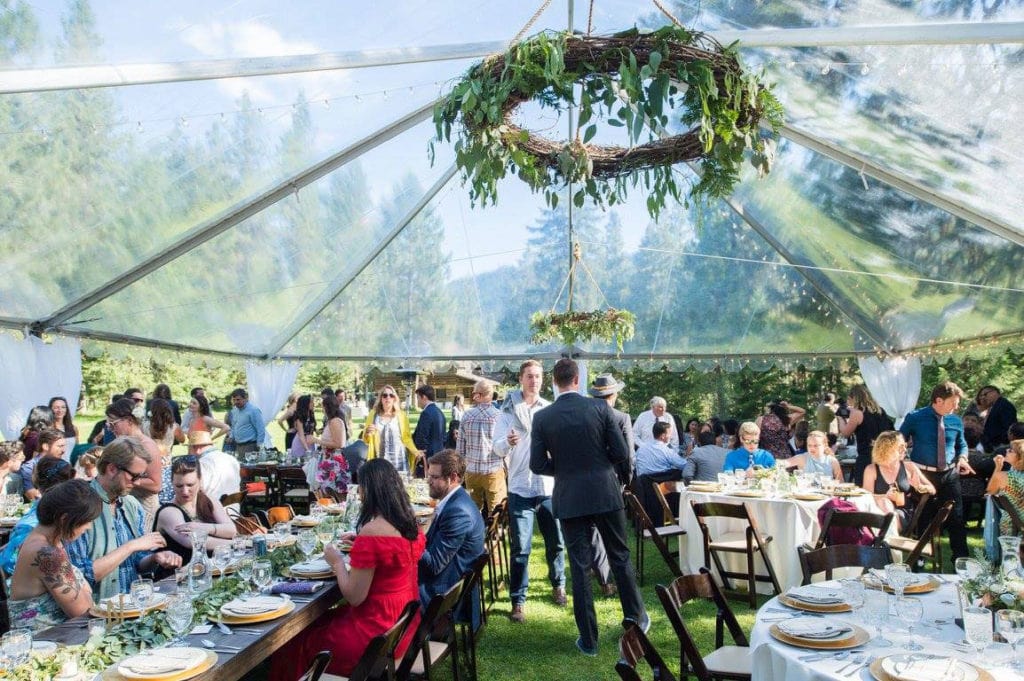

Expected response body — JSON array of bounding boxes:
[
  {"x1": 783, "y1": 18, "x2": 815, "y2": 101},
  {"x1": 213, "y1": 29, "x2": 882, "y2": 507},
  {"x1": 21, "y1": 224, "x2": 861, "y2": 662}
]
[{"x1": 457, "y1": 379, "x2": 504, "y2": 514}]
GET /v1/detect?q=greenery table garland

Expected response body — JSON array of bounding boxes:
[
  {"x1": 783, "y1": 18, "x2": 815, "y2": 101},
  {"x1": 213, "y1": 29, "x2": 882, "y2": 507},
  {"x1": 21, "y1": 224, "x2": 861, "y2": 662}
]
[{"x1": 433, "y1": 25, "x2": 783, "y2": 218}]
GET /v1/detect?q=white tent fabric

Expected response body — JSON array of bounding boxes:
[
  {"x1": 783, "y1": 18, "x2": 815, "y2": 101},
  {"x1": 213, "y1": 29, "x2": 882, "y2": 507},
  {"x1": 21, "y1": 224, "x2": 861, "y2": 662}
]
[
  {"x1": 0, "y1": 333, "x2": 81, "y2": 438},
  {"x1": 857, "y1": 356, "x2": 923, "y2": 427},
  {"x1": 244, "y1": 360, "x2": 301, "y2": 447}
]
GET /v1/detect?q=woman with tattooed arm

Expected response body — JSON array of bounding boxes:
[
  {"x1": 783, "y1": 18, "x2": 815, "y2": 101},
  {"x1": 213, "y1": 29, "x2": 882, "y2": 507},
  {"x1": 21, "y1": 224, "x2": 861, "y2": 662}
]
[{"x1": 7, "y1": 480, "x2": 102, "y2": 631}]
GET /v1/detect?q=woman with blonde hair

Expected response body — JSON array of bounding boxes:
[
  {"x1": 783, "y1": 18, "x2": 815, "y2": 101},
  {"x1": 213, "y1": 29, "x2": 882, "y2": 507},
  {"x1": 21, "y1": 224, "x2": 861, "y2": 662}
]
[
  {"x1": 786, "y1": 430, "x2": 844, "y2": 481},
  {"x1": 361, "y1": 385, "x2": 418, "y2": 475},
  {"x1": 838, "y1": 384, "x2": 894, "y2": 485},
  {"x1": 986, "y1": 440, "x2": 1024, "y2": 535},
  {"x1": 862, "y1": 431, "x2": 934, "y2": 531}
]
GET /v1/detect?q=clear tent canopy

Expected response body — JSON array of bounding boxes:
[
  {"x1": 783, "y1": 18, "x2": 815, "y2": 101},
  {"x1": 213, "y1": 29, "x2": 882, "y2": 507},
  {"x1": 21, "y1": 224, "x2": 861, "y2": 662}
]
[{"x1": 0, "y1": 0, "x2": 1021, "y2": 372}]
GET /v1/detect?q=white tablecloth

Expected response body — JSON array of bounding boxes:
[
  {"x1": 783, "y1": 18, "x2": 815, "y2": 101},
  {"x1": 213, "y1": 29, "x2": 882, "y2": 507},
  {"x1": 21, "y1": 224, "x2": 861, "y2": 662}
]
[
  {"x1": 750, "y1": 577, "x2": 1024, "y2": 680},
  {"x1": 679, "y1": 489, "x2": 890, "y2": 592}
]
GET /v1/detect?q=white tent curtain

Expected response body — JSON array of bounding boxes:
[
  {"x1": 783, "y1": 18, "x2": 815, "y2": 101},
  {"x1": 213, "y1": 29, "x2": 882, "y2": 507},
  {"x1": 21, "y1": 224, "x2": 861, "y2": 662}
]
[
  {"x1": 245, "y1": 360, "x2": 301, "y2": 447},
  {"x1": 0, "y1": 333, "x2": 82, "y2": 438},
  {"x1": 857, "y1": 355, "x2": 922, "y2": 428}
]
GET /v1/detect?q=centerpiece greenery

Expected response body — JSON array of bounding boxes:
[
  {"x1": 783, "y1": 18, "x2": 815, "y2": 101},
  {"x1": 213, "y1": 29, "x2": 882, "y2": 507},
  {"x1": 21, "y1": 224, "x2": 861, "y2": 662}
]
[
  {"x1": 530, "y1": 308, "x2": 635, "y2": 352},
  {"x1": 961, "y1": 553, "x2": 1024, "y2": 612},
  {"x1": 432, "y1": 25, "x2": 783, "y2": 219}
]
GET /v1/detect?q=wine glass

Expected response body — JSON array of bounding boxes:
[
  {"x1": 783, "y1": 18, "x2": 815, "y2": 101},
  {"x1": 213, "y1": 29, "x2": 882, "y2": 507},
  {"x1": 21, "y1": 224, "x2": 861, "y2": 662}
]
[
  {"x1": 841, "y1": 579, "x2": 865, "y2": 623},
  {"x1": 864, "y1": 587, "x2": 893, "y2": 647},
  {"x1": 885, "y1": 562, "x2": 911, "y2": 601},
  {"x1": 231, "y1": 536, "x2": 248, "y2": 562},
  {"x1": 955, "y1": 557, "x2": 984, "y2": 582},
  {"x1": 996, "y1": 609, "x2": 1024, "y2": 670},
  {"x1": 316, "y1": 519, "x2": 335, "y2": 550},
  {"x1": 897, "y1": 597, "x2": 924, "y2": 650},
  {"x1": 130, "y1": 578, "x2": 154, "y2": 612},
  {"x1": 297, "y1": 529, "x2": 317, "y2": 562},
  {"x1": 273, "y1": 522, "x2": 292, "y2": 543},
  {"x1": 252, "y1": 559, "x2": 273, "y2": 594},
  {"x1": 212, "y1": 545, "x2": 233, "y2": 578},
  {"x1": 237, "y1": 557, "x2": 255, "y2": 598},
  {"x1": 964, "y1": 606, "x2": 994, "y2": 655},
  {"x1": 164, "y1": 596, "x2": 194, "y2": 647},
  {"x1": 1, "y1": 629, "x2": 32, "y2": 665}
]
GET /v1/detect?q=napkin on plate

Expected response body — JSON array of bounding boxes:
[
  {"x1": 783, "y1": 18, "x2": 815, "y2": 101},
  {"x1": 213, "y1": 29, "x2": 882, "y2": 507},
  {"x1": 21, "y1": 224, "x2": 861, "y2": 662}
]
[
  {"x1": 777, "y1": 619, "x2": 852, "y2": 640},
  {"x1": 290, "y1": 559, "x2": 332, "y2": 574},
  {"x1": 222, "y1": 596, "x2": 286, "y2": 615},
  {"x1": 885, "y1": 655, "x2": 973, "y2": 681},
  {"x1": 118, "y1": 648, "x2": 205, "y2": 675},
  {"x1": 786, "y1": 586, "x2": 844, "y2": 605}
]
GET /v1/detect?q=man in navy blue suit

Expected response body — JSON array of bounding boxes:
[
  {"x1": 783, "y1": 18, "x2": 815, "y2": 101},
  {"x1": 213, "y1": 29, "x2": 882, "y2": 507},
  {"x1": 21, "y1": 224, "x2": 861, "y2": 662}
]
[
  {"x1": 418, "y1": 449, "x2": 485, "y2": 617},
  {"x1": 412, "y1": 384, "x2": 447, "y2": 477}
]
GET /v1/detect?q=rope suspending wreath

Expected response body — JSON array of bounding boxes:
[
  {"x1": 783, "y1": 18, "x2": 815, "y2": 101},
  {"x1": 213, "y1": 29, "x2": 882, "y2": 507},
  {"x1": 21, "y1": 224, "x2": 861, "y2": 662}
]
[{"x1": 432, "y1": 25, "x2": 784, "y2": 218}]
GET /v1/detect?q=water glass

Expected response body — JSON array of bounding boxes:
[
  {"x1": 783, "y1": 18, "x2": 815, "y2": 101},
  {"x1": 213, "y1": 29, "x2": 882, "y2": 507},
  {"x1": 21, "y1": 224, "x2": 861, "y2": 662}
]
[
  {"x1": 841, "y1": 579, "x2": 865, "y2": 621},
  {"x1": 237, "y1": 557, "x2": 255, "y2": 597},
  {"x1": 996, "y1": 609, "x2": 1024, "y2": 669},
  {"x1": 297, "y1": 529, "x2": 317, "y2": 561},
  {"x1": 212, "y1": 545, "x2": 233, "y2": 577},
  {"x1": 955, "y1": 557, "x2": 984, "y2": 581},
  {"x1": 273, "y1": 522, "x2": 292, "y2": 543},
  {"x1": 864, "y1": 588, "x2": 893, "y2": 647},
  {"x1": 231, "y1": 536, "x2": 248, "y2": 561},
  {"x1": 164, "y1": 596, "x2": 194, "y2": 647},
  {"x1": 1, "y1": 629, "x2": 32, "y2": 665},
  {"x1": 896, "y1": 597, "x2": 924, "y2": 650},
  {"x1": 130, "y1": 578, "x2": 154, "y2": 611},
  {"x1": 964, "y1": 606, "x2": 994, "y2": 654},
  {"x1": 252, "y1": 559, "x2": 273, "y2": 594},
  {"x1": 885, "y1": 562, "x2": 911, "y2": 600}
]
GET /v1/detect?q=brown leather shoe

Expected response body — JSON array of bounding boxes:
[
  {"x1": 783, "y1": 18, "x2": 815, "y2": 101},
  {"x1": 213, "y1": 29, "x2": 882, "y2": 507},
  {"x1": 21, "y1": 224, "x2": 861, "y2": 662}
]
[
  {"x1": 601, "y1": 582, "x2": 617, "y2": 597},
  {"x1": 510, "y1": 604, "x2": 526, "y2": 623},
  {"x1": 552, "y1": 587, "x2": 568, "y2": 606}
]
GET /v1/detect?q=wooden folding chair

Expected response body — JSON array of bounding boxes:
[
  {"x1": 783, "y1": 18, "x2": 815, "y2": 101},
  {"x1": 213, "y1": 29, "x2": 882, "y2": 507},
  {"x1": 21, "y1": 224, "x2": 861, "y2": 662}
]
[
  {"x1": 277, "y1": 465, "x2": 312, "y2": 514},
  {"x1": 654, "y1": 481, "x2": 680, "y2": 525},
  {"x1": 396, "y1": 580, "x2": 465, "y2": 681},
  {"x1": 901, "y1": 492, "x2": 933, "y2": 538},
  {"x1": 240, "y1": 464, "x2": 276, "y2": 509},
  {"x1": 689, "y1": 501, "x2": 781, "y2": 608},
  {"x1": 624, "y1": 490, "x2": 685, "y2": 585},
  {"x1": 220, "y1": 491, "x2": 247, "y2": 508},
  {"x1": 267, "y1": 505, "x2": 296, "y2": 526},
  {"x1": 797, "y1": 544, "x2": 893, "y2": 584},
  {"x1": 884, "y1": 500, "x2": 954, "y2": 572},
  {"x1": 298, "y1": 651, "x2": 332, "y2": 681},
  {"x1": 322, "y1": 600, "x2": 420, "y2": 681},
  {"x1": 616, "y1": 619, "x2": 679, "y2": 681},
  {"x1": 483, "y1": 499, "x2": 508, "y2": 609},
  {"x1": 814, "y1": 510, "x2": 894, "y2": 549},
  {"x1": 655, "y1": 568, "x2": 751, "y2": 681},
  {"x1": 993, "y1": 493, "x2": 1024, "y2": 534},
  {"x1": 454, "y1": 552, "x2": 490, "y2": 681}
]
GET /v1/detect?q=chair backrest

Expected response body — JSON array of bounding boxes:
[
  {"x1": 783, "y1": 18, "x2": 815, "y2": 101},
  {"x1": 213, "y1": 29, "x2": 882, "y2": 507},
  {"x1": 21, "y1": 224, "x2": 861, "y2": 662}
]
[
  {"x1": 994, "y1": 494, "x2": 1024, "y2": 535},
  {"x1": 902, "y1": 492, "x2": 933, "y2": 538},
  {"x1": 815, "y1": 506, "x2": 894, "y2": 549},
  {"x1": 456, "y1": 550, "x2": 489, "y2": 633},
  {"x1": 655, "y1": 568, "x2": 747, "y2": 680},
  {"x1": 798, "y1": 544, "x2": 892, "y2": 584},
  {"x1": 652, "y1": 482, "x2": 678, "y2": 525},
  {"x1": 346, "y1": 600, "x2": 420, "y2": 681},
  {"x1": 690, "y1": 500, "x2": 767, "y2": 544},
  {"x1": 278, "y1": 466, "x2": 308, "y2": 483},
  {"x1": 220, "y1": 491, "x2": 246, "y2": 507},
  {"x1": 904, "y1": 500, "x2": 955, "y2": 566},
  {"x1": 616, "y1": 619, "x2": 679, "y2": 681},
  {"x1": 396, "y1": 579, "x2": 464, "y2": 679},
  {"x1": 624, "y1": 491, "x2": 683, "y2": 578},
  {"x1": 267, "y1": 505, "x2": 295, "y2": 525},
  {"x1": 297, "y1": 651, "x2": 332, "y2": 681}
]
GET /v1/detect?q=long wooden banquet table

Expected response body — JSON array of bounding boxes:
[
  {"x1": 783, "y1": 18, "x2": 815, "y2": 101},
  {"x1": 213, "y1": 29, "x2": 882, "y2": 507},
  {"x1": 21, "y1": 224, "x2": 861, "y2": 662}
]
[
  {"x1": 35, "y1": 575, "x2": 340, "y2": 680},
  {"x1": 679, "y1": 485, "x2": 894, "y2": 592}
]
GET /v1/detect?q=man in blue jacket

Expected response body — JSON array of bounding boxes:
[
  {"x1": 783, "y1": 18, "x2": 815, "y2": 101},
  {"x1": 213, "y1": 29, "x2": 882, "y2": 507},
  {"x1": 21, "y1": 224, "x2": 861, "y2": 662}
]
[
  {"x1": 412, "y1": 384, "x2": 447, "y2": 477},
  {"x1": 418, "y1": 449, "x2": 485, "y2": 623}
]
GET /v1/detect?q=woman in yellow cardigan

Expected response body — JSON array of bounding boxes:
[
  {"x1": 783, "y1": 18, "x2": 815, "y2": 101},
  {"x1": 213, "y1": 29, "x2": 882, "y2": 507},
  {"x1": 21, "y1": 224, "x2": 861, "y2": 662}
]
[{"x1": 362, "y1": 385, "x2": 422, "y2": 475}]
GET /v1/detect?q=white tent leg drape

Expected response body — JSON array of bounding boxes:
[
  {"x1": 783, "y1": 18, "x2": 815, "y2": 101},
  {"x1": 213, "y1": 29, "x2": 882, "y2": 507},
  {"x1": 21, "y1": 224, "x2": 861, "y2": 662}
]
[
  {"x1": 245, "y1": 360, "x2": 301, "y2": 447},
  {"x1": 0, "y1": 333, "x2": 81, "y2": 439},
  {"x1": 857, "y1": 355, "x2": 922, "y2": 428}
]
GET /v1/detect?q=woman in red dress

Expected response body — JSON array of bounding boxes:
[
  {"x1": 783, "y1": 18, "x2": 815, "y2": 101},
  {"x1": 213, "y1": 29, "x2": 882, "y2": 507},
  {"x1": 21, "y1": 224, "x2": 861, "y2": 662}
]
[{"x1": 271, "y1": 458, "x2": 425, "y2": 678}]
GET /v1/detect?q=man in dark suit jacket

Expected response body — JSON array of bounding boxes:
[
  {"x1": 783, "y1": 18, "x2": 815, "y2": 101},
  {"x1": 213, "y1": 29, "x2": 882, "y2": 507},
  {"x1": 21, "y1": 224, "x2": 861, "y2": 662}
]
[
  {"x1": 412, "y1": 384, "x2": 447, "y2": 477},
  {"x1": 530, "y1": 359, "x2": 648, "y2": 657},
  {"x1": 418, "y1": 449, "x2": 485, "y2": 622}
]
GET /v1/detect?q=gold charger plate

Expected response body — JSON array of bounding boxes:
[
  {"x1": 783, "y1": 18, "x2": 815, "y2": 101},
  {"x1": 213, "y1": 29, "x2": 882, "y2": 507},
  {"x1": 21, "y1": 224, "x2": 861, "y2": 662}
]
[
  {"x1": 267, "y1": 535, "x2": 297, "y2": 548},
  {"x1": 214, "y1": 599, "x2": 296, "y2": 624},
  {"x1": 768, "y1": 622, "x2": 868, "y2": 650},
  {"x1": 880, "y1": 575, "x2": 941, "y2": 594},
  {"x1": 292, "y1": 518, "x2": 320, "y2": 527},
  {"x1": 102, "y1": 649, "x2": 217, "y2": 681},
  {"x1": 777, "y1": 593, "x2": 851, "y2": 613},
  {"x1": 90, "y1": 594, "x2": 169, "y2": 619},
  {"x1": 211, "y1": 564, "x2": 238, "y2": 577},
  {"x1": 833, "y1": 489, "x2": 866, "y2": 497},
  {"x1": 687, "y1": 486, "x2": 721, "y2": 493},
  {"x1": 869, "y1": 655, "x2": 992, "y2": 681},
  {"x1": 727, "y1": 490, "x2": 765, "y2": 498},
  {"x1": 791, "y1": 492, "x2": 828, "y2": 501}
]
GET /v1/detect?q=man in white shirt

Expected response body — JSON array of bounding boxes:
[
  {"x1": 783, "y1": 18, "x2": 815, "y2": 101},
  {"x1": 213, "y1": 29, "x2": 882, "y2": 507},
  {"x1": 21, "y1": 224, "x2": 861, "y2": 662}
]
[
  {"x1": 493, "y1": 360, "x2": 564, "y2": 622},
  {"x1": 632, "y1": 396, "x2": 679, "y2": 452},
  {"x1": 187, "y1": 431, "x2": 241, "y2": 511}
]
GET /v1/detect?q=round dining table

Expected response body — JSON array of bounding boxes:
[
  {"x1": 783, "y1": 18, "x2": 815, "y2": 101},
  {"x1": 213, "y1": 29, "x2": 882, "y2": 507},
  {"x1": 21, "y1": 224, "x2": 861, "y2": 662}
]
[{"x1": 749, "y1": 575, "x2": 1024, "y2": 680}]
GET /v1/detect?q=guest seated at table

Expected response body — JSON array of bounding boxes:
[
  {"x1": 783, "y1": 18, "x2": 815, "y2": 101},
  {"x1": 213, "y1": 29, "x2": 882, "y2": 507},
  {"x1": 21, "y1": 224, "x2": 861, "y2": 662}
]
[
  {"x1": 20, "y1": 428, "x2": 67, "y2": 500},
  {"x1": 986, "y1": 439, "x2": 1024, "y2": 534},
  {"x1": 862, "y1": 431, "x2": 934, "y2": 532},
  {"x1": 785, "y1": 430, "x2": 844, "y2": 481},
  {"x1": 721, "y1": 422, "x2": 776, "y2": 475},
  {"x1": 635, "y1": 422, "x2": 686, "y2": 479},
  {"x1": 682, "y1": 431, "x2": 729, "y2": 484},
  {"x1": 0, "y1": 458, "x2": 76, "y2": 574},
  {"x1": 0, "y1": 440, "x2": 25, "y2": 496},
  {"x1": 270, "y1": 459, "x2": 425, "y2": 679},
  {"x1": 6, "y1": 479, "x2": 101, "y2": 631},
  {"x1": 154, "y1": 455, "x2": 236, "y2": 565}
]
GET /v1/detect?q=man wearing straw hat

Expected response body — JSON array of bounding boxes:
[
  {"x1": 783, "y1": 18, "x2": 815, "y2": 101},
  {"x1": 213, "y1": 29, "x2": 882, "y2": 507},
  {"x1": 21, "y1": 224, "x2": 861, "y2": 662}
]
[{"x1": 187, "y1": 430, "x2": 240, "y2": 512}]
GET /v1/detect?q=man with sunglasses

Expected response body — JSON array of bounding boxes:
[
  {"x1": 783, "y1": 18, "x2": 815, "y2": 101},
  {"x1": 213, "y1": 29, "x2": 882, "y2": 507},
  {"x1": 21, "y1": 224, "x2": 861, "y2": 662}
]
[{"x1": 67, "y1": 436, "x2": 182, "y2": 601}]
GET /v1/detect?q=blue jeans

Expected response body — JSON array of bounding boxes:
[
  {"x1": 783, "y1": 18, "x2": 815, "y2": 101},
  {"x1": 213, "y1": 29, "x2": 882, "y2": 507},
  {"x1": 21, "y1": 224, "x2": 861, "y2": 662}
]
[{"x1": 508, "y1": 493, "x2": 565, "y2": 605}]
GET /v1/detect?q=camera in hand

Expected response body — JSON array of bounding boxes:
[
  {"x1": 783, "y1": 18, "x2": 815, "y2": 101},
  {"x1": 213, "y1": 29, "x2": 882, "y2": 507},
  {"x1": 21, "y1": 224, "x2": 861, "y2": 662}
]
[{"x1": 835, "y1": 398, "x2": 851, "y2": 419}]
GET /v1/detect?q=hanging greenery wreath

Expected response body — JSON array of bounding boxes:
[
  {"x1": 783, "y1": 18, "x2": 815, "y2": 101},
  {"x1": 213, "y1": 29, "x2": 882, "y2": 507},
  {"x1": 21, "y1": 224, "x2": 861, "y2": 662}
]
[
  {"x1": 530, "y1": 308, "x2": 636, "y2": 352},
  {"x1": 431, "y1": 25, "x2": 784, "y2": 218}
]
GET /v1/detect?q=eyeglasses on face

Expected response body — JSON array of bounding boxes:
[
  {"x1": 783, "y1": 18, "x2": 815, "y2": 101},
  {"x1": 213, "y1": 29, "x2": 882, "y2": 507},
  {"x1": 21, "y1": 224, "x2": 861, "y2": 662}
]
[
  {"x1": 380, "y1": 393, "x2": 397, "y2": 399},
  {"x1": 106, "y1": 418, "x2": 123, "y2": 427},
  {"x1": 741, "y1": 438, "x2": 759, "y2": 445},
  {"x1": 118, "y1": 466, "x2": 148, "y2": 482}
]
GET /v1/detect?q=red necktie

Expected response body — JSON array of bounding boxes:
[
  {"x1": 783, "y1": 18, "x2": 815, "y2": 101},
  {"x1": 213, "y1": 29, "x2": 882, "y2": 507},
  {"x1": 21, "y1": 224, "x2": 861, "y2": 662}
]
[{"x1": 936, "y1": 415, "x2": 946, "y2": 471}]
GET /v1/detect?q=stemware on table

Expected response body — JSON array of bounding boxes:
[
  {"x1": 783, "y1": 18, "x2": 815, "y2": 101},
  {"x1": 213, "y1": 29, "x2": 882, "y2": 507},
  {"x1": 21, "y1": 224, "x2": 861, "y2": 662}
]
[{"x1": 964, "y1": 606, "x2": 994, "y2": 655}]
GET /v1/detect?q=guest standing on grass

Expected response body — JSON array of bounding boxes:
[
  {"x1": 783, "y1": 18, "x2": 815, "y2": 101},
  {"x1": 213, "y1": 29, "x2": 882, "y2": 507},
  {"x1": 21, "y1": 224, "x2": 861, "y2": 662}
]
[
  {"x1": 530, "y1": 358, "x2": 648, "y2": 657},
  {"x1": 228, "y1": 388, "x2": 266, "y2": 457},
  {"x1": 270, "y1": 459, "x2": 425, "y2": 679},
  {"x1": 412, "y1": 385, "x2": 446, "y2": 474},
  {"x1": 362, "y1": 386, "x2": 419, "y2": 475},
  {"x1": 457, "y1": 379, "x2": 503, "y2": 513}
]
